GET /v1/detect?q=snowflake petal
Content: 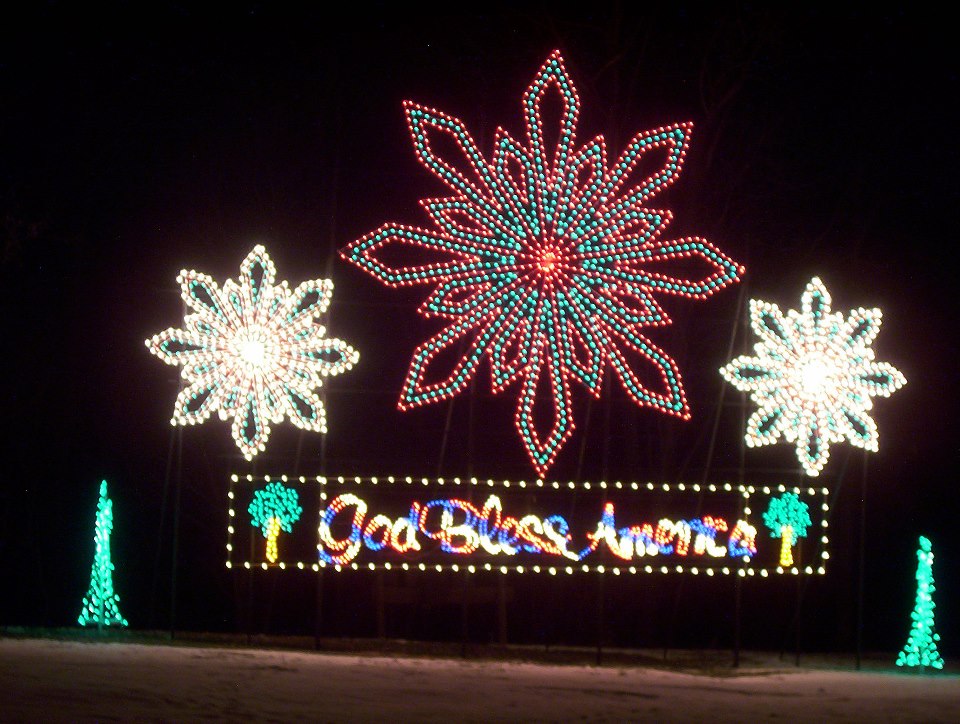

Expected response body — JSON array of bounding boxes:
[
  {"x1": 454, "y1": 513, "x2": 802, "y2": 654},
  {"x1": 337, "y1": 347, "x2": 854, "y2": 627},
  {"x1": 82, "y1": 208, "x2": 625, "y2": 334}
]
[
  {"x1": 183, "y1": 310, "x2": 230, "y2": 341},
  {"x1": 796, "y1": 409, "x2": 831, "y2": 476},
  {"x1": 557, "y1": 292, "x2": 606, "y2": 395},
  {"x1": 484, "y1": 281, "x2": 537, "y2": 389},
  {"x1": 489, "y1": 311, "x2": 535, "y2": 391},
  {"x1": 748, "y1": 300, "x2": 794, "y2": 351},
  {"x1": 744, "y1": 405, "x2": 785, "y2": 447},
  {"x1": 219, "y1": 279, "x2": 248, "y2": 328},
  {"x1": 171, "y1": 376, "x2": 226, "y2": 425},
  {"x1": 179, "y1": 270, "x2": 226, "y2": 321},
  {"x1": 492, "y1": 128, "x2": 539, "y2": 237},
  {"x1": 258, "y1": 370, "x2": 286, "y2": 424},
  {"x1": 601, "y1": 237, "x2": 743, "y2": 298},
  {"x1": 523, "y1": 50, "x2": 579, "y2": 219},
  {"x1": 403, "y1": 101, "x2": 493, "y2": 200},
  {"x1": 575, "y1": 204, "x2": 668, "y2": 256},
  {"x1": 554, "y1": 135, "x2": 608, "y2": 239},
  {"x1": 856, "y1": 361, "x2": 907, "y2": 397},
  {"x1": 239, "y1": 244, "x2": 277, "y2": 315},
  {"x1": 593, "y1": 285, "x2": 671, "y2": 329},
  {"x1": 801, "y1": 276, "x2": 832, "y2": 328},
  {"x1": 400, "y1": 318, "x2": 484, "y2": 409},
  {"x1": 420, "y1": 278, "x2": 492, "y2": 318},
  {"x1": 603, "y1": 325, "x2": 689, "y2": 418},
  {"x1": 515, "y1": 338, "x2": 574, "y2": 477},
  {"x1": 284, "y1": 384, "x2": 327, "y2": 433},
  {"x1": 285, "y1": 279, "x2": 334, "y2": 325},
  {"x1": 837, "y1": 406, "x2": 879, "y2": 452},
  {"x1": 420, "y1": 197, "x2": 520, "y2": 253},
  {"x1": 295, "y1": 336, "x2": 360, "y2": 376},
  {"x1": 342, "y1": 224, "x2": 488, "y2": 286},
  {"x1": 603, "y1": 123, "x2": 692, "y2": 206},
  {"x1": 232, "y1": 391, "x2": 271, "y2": 460},
  {"x1": 719, "y1": 355, "x2": 780, "y2": 393},
  {"x1": 841, "y1": 306, "x2": 883, "y2": 350},
  {"x1": 146, "y1": 328, "x2": 213, "y2": 369}
]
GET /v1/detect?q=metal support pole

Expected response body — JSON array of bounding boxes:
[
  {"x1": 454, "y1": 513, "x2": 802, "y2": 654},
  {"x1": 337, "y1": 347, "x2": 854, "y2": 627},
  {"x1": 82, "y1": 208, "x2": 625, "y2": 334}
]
[
  {"x1": 460, "y1": 571, "x2": 470, "y2": 658},
  {"x1": 497, "y1": 575, "x2": 507, "y2": 645},
  {"x1": 314, "y1": 570, "x2": 324, "y2": 649},
  {"x1": 169, "y1": 426, "x2": 182, "y2": 639},
  {"x1": 795, "y1": 569, "x2": 804, "y2": 666},
  {"x1": 596, "y1": 573, "x2": 605, "y2": 665},
  {"x1": 856, "y1": 452, "x2": 867, "y2": 670},
  {"x1": 733, "y1": 574, "x2": 742, "y2": 667},
  {"x1": 376, "y1": 570, "x2": 386, "y2": 639}
]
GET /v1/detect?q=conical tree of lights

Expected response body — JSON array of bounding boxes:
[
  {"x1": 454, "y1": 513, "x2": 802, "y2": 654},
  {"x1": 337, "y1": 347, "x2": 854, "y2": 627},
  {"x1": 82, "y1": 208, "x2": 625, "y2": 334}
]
[
  {"x1": 78, "y1": 481, "x2": 128, "y2": 629},
  {"x1": 341, "y1": 50, "x2": 743, "y2": 477},
  {"x1": 897, "y1": 536, "x2": 944, "y2": 670}
]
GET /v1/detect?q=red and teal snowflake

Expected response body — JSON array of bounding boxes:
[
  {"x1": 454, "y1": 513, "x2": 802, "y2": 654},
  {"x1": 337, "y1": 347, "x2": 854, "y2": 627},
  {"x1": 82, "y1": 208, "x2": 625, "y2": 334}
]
[{"x1": 342, "y1": 51, "x2": 743, "y2": 476}]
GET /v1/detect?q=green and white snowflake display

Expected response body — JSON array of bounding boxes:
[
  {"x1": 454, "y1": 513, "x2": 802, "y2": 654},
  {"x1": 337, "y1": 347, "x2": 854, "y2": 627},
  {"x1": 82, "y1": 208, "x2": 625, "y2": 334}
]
[
  {"x1": 146, "y1": 245, "x2": 359, "y2": 459},
  {"x1": 720, "y1": 277, "x2": 905, "y2": 476}
]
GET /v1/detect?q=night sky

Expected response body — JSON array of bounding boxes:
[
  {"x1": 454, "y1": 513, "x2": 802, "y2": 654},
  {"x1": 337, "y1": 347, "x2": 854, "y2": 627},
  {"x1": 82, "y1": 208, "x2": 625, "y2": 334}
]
[{"x1": 2, "y1": 3, "x2": 957, "y2": 655}]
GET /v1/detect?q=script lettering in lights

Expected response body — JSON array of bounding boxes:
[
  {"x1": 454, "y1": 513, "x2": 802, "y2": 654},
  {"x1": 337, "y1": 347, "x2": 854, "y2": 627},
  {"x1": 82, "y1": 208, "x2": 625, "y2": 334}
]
[{"x1": 226, "y1": 476, "x2": 830, "y2": 576}]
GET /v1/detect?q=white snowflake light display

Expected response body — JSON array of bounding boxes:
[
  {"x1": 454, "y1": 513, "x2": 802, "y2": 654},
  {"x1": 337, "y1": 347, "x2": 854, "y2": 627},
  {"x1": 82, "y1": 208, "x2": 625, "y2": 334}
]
[
  {"x1": 146, "y1": 245, "x2": 359, "y2": 459},
  {"x1": 719, "y1": 277, "x2": 905, "y2": 476}
]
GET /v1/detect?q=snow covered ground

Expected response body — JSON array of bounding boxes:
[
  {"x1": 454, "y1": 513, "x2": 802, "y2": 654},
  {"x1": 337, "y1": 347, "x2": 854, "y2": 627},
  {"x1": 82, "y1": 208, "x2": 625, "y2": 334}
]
[{"x1": 2, "y1": 637, "x2": 958, "y2": 722}]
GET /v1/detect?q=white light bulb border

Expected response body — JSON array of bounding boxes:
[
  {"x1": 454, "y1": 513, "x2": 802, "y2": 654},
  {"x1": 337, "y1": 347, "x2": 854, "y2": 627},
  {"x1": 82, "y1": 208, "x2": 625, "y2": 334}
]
[{"x1": 226, "y1": 474, "x2": 830, "y2": 577}]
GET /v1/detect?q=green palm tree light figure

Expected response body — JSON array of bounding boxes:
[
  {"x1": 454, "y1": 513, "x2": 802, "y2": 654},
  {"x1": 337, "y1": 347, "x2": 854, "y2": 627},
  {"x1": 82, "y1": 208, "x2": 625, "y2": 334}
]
[
  {"x1": 248, "y1": 482, "x2": 302, "y2": 564},
  {"x1": 896, "y1": 536, "x2": 944, "y2": 670},
  {"x1": 78, "y1": 481, "x2": 128, "y2": 630},
  {"x1": 762, "y1": 492, "x2": 811, "y2": 568}
]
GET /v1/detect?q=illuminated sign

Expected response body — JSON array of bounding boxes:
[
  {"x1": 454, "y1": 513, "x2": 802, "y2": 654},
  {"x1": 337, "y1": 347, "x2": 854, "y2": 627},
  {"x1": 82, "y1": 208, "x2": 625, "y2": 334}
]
[{"x1": 226, "y1": 476, "x2": 830, "y2": 576}]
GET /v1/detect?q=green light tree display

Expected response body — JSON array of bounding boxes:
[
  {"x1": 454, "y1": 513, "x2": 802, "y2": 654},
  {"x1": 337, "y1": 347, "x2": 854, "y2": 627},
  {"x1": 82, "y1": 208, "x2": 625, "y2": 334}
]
[
  {"x1": 762, "y1": 492, "x2": 811, "y2": 567},
  {"x1": 897, "y1": 536, "x2": 944, "y2": 670},
  {"x1": 248, "y1": 482, "x2": 303, "y2": 563},
  {"x1": 78, "y1": 481, "x2": 128, "y2": 629}
]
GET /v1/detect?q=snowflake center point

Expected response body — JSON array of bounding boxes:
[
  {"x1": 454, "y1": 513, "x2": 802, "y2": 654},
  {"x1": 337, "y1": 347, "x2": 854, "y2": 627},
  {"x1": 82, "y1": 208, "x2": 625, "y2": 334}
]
[
  {"x1": 238, "y1": 337, "x2": 267, "y2": 367},
  {"x1": 535, "y1": 245, "x2": 564, "y2": 279},
  {"x1": 800, "y1": 356, "x2": 835, "y2": 400},
  {"x1": 539, "y1": 251, "x2": 557, "y2": 273}
]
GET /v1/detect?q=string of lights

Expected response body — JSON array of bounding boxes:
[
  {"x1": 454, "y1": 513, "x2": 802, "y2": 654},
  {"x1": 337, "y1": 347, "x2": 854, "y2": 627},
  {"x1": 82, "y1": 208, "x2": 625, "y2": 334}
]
[
  {"x1": 226, "y1": 475, "x2": 828, "y2": 575},
  {"x1": 248, "y1": 481, "x2": 303, "y2": 564}
]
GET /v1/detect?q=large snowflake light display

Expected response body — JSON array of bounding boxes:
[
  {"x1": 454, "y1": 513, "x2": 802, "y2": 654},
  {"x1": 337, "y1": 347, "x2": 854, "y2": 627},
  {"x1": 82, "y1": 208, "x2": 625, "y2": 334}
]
[
  {"x1": 146, "y1": 245, "x2": 359, "y2": 459},
  {"x1": 720, "y1": 277, "x2": 906, "y2": 476},
  {"x1": 342, "y1": 51, "x2": 743, "y2": 476}
]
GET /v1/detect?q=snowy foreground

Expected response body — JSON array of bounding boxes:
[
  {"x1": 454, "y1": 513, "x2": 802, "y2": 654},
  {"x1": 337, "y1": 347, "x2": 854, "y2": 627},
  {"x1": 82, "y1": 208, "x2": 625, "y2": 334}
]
[{"x1": 2, "y1": 638, "x2": 958, "y2": 722}]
